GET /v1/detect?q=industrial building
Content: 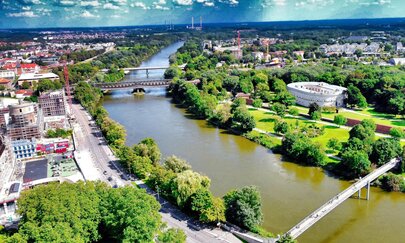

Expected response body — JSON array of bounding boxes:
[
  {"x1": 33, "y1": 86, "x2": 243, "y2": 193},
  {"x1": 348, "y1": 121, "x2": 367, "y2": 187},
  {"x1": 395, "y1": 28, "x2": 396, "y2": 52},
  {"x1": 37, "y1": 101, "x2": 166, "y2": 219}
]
[
  {"x1": 287, "y1": 82, "x2": 347, "y2": 108},
  {"x1": 39, "y1": 90, "x2": 66, "y2": 117}
]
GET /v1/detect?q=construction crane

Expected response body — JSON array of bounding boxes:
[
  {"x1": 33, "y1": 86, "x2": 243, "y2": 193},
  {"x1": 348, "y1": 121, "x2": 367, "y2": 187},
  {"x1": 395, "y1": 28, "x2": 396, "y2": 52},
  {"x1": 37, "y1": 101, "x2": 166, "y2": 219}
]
[
  {"x1": 237, "y1": 30, "x2": 242, "y2": 59},
  {"x1": 63, "y1": 65, "x2": 74, "y2": 119}
]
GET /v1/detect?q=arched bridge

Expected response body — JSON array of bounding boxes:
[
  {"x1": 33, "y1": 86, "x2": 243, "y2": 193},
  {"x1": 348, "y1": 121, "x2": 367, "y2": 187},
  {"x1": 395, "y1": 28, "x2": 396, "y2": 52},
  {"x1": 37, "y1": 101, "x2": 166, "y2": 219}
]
[
  {"x1": 91, "y1": 79, "x2": 200, "y2": 91},
  {"x1": 92, "y1": 79, "x2": 172, "y2": 91}
]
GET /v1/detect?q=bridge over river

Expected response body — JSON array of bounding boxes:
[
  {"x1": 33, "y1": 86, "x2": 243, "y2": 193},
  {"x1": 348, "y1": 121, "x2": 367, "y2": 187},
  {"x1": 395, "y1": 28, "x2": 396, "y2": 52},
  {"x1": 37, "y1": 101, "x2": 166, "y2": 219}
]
[
  {"x1": 281, "y1": 158, "x2": 401, "y2": 240},
  {"x1": 91, "y1": 79, "x2": 200, "y2": 91}
]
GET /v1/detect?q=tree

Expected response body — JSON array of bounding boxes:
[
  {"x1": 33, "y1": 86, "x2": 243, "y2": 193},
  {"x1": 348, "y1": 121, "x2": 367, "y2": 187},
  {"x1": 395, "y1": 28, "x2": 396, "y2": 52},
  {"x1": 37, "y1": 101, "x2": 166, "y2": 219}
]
[
  {"x1": 389, "y1": 127, "x2": 405, "y2": 139},
  {"x1": 158, "y1": 228, "x2": 186, "y2": 243},
  {"x1": 327, "y1": 138, "x2": 342, "y2": 151},
  {"x1": 100, "y1": 186, "x2": 162, "y2": 242},
  {"x1": 311, "y1": 111, "x2": 322, "y2": 120},
  {"x1": 37, "y1": 79, "x2": 60, "y2": 92},
  {"x1": 231, "y1": 107, "x2": 256, "y2": 133},
  {"x1": 308, "y1": 102, "x2": 321, "y2": 116},
  {"x1": 274, "y1": 119, "x2": 289, "y2": 134},
  {"x1": 255, "y1": 82, "x2": 270, "y2": 100},
  {"x1": 133, "y1": 138, "x2": 161, "y2": 165},
  {"x1": 21, "y1": 81, "x2": 30, "y2": 89},
  {"x1": 239, "y1": 77, "x2": 254, "y2": 94},
  {"x1": 274, "y1": 91, "x2": 296, "y2": 107},
  {"x1": 163, "y1": 155, "x2": 191, "y2": 173},
  {"x1": 164, "y1": 67, "x2": 181, "y2": 79},
  {"x1": 347, "y1": 84, "x2": 368, "y2": 109},
  {"x1": 223, "y1": 186, "x2": 263, "y2": 230},
  {"x1": 276, "y1": 234, "x2": 297, "y2": 243},
  {"x1": 340, "y1": 150, "x2": 371, "y2": 177},
  {"x1": 370, "y1": 138, "x2": 402, "y2": 166},
  {"x1": 17, "y1": 182, "x2": 103, "y2": 243},
  {"x1": 333, "y1": 115, "x2": 347, "y2": 127},
  {"x1": 201, "y1": 197, "x2": 226, "y2": 223},
  {"x1": 288, "y1": 107, "x2": 299, "y2": 116},
  {"x1": 0, "y1": 85, "x2": 5, "y2": 91},
  {"x1": 231, "y1": 97, "x2": 246, "y2": 113},
  {"x1": 252, "y1": 98, "x2": 263, "y2": 108},
  {"x1": 272, "y1": 103, "x2": 286, "y2": 117},
  {"x1": 349, "y1": 124, "x2": 374, "y2": 143},
  {"x1": 281, "y1": 132, "x2": 325, "y2": 166},
  {"x1": 252, "y1": 72, "x2": 268, "y2": 85},
  {"x1": 223, "y1": 76, "x2": 240, "y2": 92},
  {"x1": 171, "y1": 170, "x2": 211, "y2": 208}
]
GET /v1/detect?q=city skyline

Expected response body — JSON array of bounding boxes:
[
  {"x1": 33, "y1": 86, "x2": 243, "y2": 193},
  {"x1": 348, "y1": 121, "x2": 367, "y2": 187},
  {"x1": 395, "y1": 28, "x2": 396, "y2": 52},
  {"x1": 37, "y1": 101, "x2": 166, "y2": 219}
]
[{"x1": 0, "y1": 0, "x2": 404, "y2": 28}]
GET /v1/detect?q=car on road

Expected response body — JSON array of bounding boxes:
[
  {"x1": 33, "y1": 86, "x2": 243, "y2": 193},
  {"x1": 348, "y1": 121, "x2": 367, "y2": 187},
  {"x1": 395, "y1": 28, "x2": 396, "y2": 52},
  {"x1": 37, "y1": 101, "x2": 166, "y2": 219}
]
[
  {"x1": 107, "y1": 176, "x2": 113, "y2": 182},
  {"x1": 103, "y1": 170, "x2": 107, "y2": 175}
]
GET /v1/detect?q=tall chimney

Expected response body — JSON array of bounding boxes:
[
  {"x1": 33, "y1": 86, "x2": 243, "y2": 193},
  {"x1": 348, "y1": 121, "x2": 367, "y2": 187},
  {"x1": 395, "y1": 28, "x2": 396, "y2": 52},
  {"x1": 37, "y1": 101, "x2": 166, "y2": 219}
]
[
  {"x1": 192, "y1": 17, "x2": 194, "y2": 29},
  {"x1": 200, "y1": 16, "x2": 202, "y2": 30}
]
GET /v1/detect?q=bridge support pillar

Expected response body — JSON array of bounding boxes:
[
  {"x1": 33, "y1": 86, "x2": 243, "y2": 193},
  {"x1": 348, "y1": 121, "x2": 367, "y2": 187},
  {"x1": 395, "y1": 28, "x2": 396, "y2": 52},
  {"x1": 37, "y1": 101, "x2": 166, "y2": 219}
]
[
  {"x1": 146, "y1": 69, "x2": 149, "y2": 78},
  {"x1": 357, "y1": 188, "x2": 361, "y2": 199},
  {"x1": 366, "y1": 181, "x2": 370, "y2": 200}
]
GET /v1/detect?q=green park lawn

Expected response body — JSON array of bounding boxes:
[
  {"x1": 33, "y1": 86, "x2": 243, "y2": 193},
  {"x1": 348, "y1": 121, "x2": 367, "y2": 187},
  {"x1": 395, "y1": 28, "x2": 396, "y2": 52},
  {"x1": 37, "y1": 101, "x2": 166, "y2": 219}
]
[
  {"x1": 249, "y1": 109, "x2": 349, "y2": 149},
  {"x1": 291, "y1": 105, "x2": 404, "y2": 128}
]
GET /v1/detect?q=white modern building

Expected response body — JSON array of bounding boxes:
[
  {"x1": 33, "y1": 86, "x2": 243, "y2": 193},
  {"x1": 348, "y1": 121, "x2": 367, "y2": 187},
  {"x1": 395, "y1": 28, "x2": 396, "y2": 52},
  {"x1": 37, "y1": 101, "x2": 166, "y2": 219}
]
[
  {"x1": 287, "y1": 82, "x2": 347, "y2": 107},
  {"x1": 17, "y1": 72, "x2": 59, "y2": 87}
]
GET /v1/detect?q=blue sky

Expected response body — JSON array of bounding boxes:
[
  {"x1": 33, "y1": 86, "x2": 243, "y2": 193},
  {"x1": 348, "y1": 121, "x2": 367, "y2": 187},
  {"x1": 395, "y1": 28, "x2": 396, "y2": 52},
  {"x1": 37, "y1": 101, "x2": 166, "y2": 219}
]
[{"x1": 0, "y1": 0, "x2": 404, "y2": 28}]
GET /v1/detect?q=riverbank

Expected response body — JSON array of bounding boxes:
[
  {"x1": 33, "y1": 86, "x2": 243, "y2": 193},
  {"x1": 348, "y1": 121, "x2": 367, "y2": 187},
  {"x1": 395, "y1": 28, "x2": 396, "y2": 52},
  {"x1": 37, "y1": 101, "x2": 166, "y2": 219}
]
[{"x1": 103, "y1": 41, "x2": 405, "y2": 242}]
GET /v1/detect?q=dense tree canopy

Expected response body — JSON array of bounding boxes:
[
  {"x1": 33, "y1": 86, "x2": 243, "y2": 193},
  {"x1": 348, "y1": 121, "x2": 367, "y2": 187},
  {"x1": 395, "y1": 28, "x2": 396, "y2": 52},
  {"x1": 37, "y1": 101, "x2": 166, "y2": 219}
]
[{"x1": 223, "y1": 186, "x2": 263, "y2": 230}]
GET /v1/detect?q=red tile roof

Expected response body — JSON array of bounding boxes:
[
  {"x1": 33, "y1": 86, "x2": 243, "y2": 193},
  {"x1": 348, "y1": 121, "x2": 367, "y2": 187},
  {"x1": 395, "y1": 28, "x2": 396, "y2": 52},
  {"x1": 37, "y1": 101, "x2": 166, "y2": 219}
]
[{"x1": 0, "y1": 78, "x2": 11, "y2": 84}]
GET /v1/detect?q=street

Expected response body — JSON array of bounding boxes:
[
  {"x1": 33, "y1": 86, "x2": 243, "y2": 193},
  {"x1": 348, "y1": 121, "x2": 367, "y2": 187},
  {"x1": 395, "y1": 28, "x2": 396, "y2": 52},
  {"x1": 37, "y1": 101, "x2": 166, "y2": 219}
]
[{"x1": 71, "y1": 101, "x2": 241, "y2": 243}]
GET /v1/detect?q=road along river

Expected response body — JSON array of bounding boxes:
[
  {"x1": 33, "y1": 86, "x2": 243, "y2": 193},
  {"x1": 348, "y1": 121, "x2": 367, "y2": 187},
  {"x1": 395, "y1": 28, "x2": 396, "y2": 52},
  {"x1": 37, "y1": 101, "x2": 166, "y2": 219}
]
[{"x1": 103, "y1": 42, "x2": 405, "y2": 243}]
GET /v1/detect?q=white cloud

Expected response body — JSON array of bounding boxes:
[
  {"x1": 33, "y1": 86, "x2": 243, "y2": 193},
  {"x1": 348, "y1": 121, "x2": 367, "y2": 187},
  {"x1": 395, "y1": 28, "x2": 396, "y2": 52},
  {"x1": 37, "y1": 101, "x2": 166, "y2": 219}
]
[
  {"x1": 218, "y1": 0, "x2": 239, "y2": 5},
  {"x1": 131, "y1": 2, "x2": 149, "y2": 9},
  {"x1": 7, "y1": 11, "x2": 39, "y2": 17},
  {"x1": 173, "y1": 0, "x2": 193, "y2": 6},
  {"x1": 111, "y1": 0, "x2": 127, "y2": 5},
  {"x1": 59, "y1": 0, "x2": 75, "y2": 6},
  {"x1": 154, "y1": 5, "x2": 170, "y2": 10},
  {"x1": 103, "y1": 3, "x2": 120, "y2": 9},
  {"x1": 204, "y1": 1, "x2": 214, "y2": 6},
  {"x1": 80, "y1": 0, "x2": 100, "y2": 7},
  {"x1": 80, "y1": 10, "x2": 99, "y2": 18},
  {"x1": 22, "y1": 6, "x2": 31, "y2": 10}
]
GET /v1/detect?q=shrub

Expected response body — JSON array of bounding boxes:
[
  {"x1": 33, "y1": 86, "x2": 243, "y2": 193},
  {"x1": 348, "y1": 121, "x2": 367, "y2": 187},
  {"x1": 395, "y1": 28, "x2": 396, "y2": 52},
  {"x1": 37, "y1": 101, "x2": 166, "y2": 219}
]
[
  {"x1": 311, "y1": 111, "x2": 322, "y2": 120},
  {"x1": 252, "y1": 98, "x2": 263, "y2": 108},
  {"x1": 288, "y1": 107, "x2": 299, "y2": 116},
  {"x1": 389, "y1": 127, "x2": 405, "y2": 139}
]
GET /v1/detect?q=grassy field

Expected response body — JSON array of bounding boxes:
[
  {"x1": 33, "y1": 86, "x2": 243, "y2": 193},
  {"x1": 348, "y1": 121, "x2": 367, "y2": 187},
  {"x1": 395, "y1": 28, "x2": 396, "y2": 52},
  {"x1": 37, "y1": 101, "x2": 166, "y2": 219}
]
[
  {"x1": 250, "y1": 109, "x2": 350, "y2": 149},
  {"x1": 291, "y1": 105, "x2": 405, "y2": 128}
]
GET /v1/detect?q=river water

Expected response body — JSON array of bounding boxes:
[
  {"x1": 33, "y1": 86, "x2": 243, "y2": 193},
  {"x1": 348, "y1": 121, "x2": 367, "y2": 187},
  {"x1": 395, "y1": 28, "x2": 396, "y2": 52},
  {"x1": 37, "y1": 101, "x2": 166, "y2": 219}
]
[{"x1": 103, "y1": 42, "x2": 405, "y2": 243}]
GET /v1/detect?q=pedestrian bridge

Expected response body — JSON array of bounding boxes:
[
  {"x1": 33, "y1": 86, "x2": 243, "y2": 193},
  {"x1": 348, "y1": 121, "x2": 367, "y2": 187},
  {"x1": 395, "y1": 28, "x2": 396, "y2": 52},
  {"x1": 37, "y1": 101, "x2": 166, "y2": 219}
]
[{"x1": 283, "y1": 158, "x2": 400, "y2": 240}]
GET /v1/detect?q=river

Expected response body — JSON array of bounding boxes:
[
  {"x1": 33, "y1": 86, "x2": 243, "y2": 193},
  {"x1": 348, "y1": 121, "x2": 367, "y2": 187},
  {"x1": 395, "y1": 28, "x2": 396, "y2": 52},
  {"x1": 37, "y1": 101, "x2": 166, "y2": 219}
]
[{"x1": 102, "y1": 42, "x2": 405, "y2": 243}]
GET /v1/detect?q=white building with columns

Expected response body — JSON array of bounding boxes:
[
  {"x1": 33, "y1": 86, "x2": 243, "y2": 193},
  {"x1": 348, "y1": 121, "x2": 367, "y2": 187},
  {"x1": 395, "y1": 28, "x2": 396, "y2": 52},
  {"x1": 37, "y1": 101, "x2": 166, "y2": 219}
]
[{"x1": 287, "y1": 82, "x2": 347, "y2": 107}]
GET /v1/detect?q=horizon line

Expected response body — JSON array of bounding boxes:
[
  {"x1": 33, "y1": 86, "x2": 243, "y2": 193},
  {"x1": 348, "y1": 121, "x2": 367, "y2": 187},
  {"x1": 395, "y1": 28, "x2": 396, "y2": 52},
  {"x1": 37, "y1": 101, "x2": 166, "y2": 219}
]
[{"x1": 1, "y1": 17, "x2": 405, "y2": 31}]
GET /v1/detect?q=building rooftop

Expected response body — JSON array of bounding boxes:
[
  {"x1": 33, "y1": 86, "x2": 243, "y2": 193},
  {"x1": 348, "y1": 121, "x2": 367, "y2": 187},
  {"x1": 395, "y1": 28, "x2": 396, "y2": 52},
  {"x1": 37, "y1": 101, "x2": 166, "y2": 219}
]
[
  {"x1": 287, "y1": 82, "x2": 346, "y2": 95},
  {"x1": 18, "y1": 73, "x2": 59, "y2": 81}
]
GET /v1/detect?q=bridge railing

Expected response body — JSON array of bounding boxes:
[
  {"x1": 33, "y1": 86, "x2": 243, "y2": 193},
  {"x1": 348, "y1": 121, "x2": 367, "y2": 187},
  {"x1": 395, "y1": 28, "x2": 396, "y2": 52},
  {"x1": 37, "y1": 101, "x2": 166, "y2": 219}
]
[{"x1": 285, "y1": 158, "x2": 399, "y2": 239}]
